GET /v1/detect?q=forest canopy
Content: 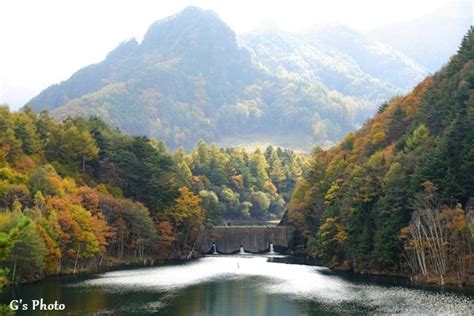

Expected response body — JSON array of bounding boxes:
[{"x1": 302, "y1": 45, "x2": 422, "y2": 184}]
[{"x1": 0, "y1": 106, "x2": 304, "y2": 284}]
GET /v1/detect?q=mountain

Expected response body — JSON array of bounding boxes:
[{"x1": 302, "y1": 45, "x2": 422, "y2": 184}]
[
  {"x1": 369, "y1": 1, "x2": 473, "y2": 72},
  {"x1": 28, "y1": 6, "x2": 426, "y2": 151},
  {"x1": 287, "y1": 28, "x2": 474, "y2": 285},
  {"x1": 239, "y1": 24, "x2": 427, "y2": 123}
]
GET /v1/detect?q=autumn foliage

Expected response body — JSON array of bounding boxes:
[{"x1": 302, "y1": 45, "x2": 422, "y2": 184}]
[
  {"x1": 0, "y1": 108, "x2": 204, "y2": 283},
  {"x1": 289, "y1": 28, "x2": 474, "y2": 286}
]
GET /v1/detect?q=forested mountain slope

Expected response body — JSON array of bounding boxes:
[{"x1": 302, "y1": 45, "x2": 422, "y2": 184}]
[
  {"x1": 288, "y1": 27, "x2": 474, "y2": 286},
  {"x1": 239, "y1": 25, "x2": 426, "y2": 123},
  {"x1": 28, "y1": 7, "x2": 426, "y2": 151}
]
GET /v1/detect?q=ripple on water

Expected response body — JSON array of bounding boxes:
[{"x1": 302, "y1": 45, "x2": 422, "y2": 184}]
[{"x1": 73, "y1": 256, "x2": 474, "y2": 315}]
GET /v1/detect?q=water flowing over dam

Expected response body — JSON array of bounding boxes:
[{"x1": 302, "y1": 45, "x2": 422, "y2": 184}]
[{"x1": 199, "y1": 226, "x2": 291, "y2": 254}]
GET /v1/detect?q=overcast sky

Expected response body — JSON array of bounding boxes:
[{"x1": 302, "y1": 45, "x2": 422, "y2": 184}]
[{"x1": 0, "y1": 0, "x2": 467, "y2": 110}]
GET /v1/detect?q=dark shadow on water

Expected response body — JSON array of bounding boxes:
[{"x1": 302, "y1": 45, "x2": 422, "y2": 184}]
[{"x1": 268, "y1": 255, "x2": 474, "y2": 297}]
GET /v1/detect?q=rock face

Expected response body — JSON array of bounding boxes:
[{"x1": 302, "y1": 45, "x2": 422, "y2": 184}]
[{"x1": 199, "y1": 226, "x2": 291, "y2": 254}]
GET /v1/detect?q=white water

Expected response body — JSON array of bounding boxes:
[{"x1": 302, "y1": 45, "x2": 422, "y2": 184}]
[
  {"x1": 269, "y1": 243, "x2": 275, "y2": 254},
  {"x1": 239, "y1": 246, "x2": 245, "y2": 254},
  {"x1": 212, "y1": 243, "x2": 217, "y2": 255}
]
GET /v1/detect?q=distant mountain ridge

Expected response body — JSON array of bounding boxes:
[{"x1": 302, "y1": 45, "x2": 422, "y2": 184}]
[
  {"x1": 239, "y1": 24, "x2": 427, "y2": 123},
  {"x1": 369, "y1": 1, "x2": 473, "y2": 72},
  {"x1": 28, "y1": 6, "x2": 433, "y2": 150}
]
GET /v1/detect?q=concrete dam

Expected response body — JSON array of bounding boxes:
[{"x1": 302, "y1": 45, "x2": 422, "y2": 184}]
[{"x1": 199, "y1": 226, "x2": 291, "y2": 254}]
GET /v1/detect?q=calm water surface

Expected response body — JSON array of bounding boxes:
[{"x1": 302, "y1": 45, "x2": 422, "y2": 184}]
[{"x1": 1, "y1": 255, "x2": 473, "y2": 315}]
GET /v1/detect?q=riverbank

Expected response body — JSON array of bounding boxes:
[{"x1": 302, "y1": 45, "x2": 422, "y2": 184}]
[
  {"x1": 333, "y1": 265, "x2": 474, "y2": 289},
  {"x1": 5, "y1": 248, "x2": 473, "y2": 290},
  {"x1": 288, "y1": 248, "x2": 473, "y2": 288},
  {"x1": 3, "y1": 254, "x2": 193, "y2": 287}
]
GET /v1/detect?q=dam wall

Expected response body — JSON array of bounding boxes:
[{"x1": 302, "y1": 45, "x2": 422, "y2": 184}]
[{"x1": 198, "y1": 226, "x2": 291, "y2": 254}]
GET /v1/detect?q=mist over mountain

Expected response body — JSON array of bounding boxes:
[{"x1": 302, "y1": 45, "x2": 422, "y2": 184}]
[
  {"x1": 368, "y1": 1, "x2": 473, "y2": 72},
  {"x1": 28, "y1": 6, "x2": 441, "y2": 151},
  {"x1": 239, "y1": 24, "x2": 426, "y2": 123}
]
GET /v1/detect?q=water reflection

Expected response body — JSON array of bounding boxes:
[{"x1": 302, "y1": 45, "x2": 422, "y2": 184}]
[{"x1": 1, "y1": 255, "x2": 473, "y2": 315}]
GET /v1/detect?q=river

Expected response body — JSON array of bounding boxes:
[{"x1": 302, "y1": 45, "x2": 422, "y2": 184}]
[{"x1": 1, "y1": 255, "x2": 473, "y2": 315}]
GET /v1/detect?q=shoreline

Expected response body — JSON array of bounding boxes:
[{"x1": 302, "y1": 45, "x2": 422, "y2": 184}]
[
  {"x1": 2, "y1": 255, "x2": 193, "y2": 287},
  {"x1": 4, "y1": 252, "x2": 473, "y2": 292},
  {"x1": 278, "y1": 252, "x2": 474, "y2": 290}
]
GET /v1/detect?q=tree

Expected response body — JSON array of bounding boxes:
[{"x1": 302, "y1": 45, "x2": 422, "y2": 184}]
[
  {"x1": 13, "y1": 111, "x2": 42, "y2": 156},
  {"x1": 3, "y1": 128, "x2": 23, "y2": 163},
  {"x1": 50, "y1": 204, "x2": 110, "y2": 274},
  {"x1": 0, "y1": 184, "x2": 30, "y2": 210},
  {"x1": 193, "y1": 139, "x2": 210, "y2": 174},
  {"x1": 219, "y1": 187, "x2": 240, "y2": 217},
  {"x1": 35, "y1": 222, "x2": 61, "y2": 274},
  {"x1": 163, "y1": 187, "x2": 204, "y2": 255},
  {"x1": 45, "y1": 120, "x2": 99, "y2": 173},
  {"x1": 0, "y1": 229, "x2": 13, "y2": 315},
  {"x1": 123, "y1": 202, "x2": 156, "y2": 259},
  {"x1": 176, "y1": 161, "x2": 192, "y2": 186},
  {"x1": 387, "y1": 105, "x2": 406, "y2": 142},
  {"x1": 270, "y1": 158, "x2": 286, "y2": 190},
  {"x1": 404, "y1": 124, "x2": 430, "y2": 153},
  {"x1": 29, "y1": 165, "x2": 65, "y2": 196},
  {"x1": 311, "y1": 217, "x2": 347, "y2": 266},
  {"x1": 110, "y1": 135, "x2": 179, "y2": 213},
  {"x1": 400, "y1": 182, "x2": 472, "y2": 285},
  {"x1": 250, "y1": 191, "x2": 271, "y2": 218},
  {"x1": 199, "y1": 190, "x2": 219, "y2": 226},
  {"x1": 249, "y1": 149, "x2": 269, "y2": 189},
  {"x1": 3, "y1": 215, "x2": 46, "y2": 283},
  {"x1": 373, "y1": 162, "x2": 408, "y2": 270}
]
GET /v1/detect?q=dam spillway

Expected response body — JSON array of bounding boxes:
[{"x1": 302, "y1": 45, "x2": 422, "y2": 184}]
[{"x1": 199, "y1": 226, "x2": 291, "y2": 254}]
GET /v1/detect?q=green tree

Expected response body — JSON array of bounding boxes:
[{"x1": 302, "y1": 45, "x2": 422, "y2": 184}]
[
  {"x1": 250, "y1": 191, "x2": 271, "y2": 218},
  {"x1": 199, "y1": 190, "x2": 219, "y2": 226},
  {"x1": 3, "y1": 128, "x2": 23, "y2": 163},
  {"x1": 3, "y1": 215, "x2": 46, "y2": 283},
  {"x1": 311, "y1": 217, "x2": 347, "y2": 266},
  {"x1": 123, "y1": 202, "x2": 156, "y2": 259},
  {"x1": 270, "y1": 158, "x2": 286, "y2": 189},
  {"x1": 373, "y1": 162, "x2": 408, "y2": 270},
  {"x1": 249, "y1": 149, "x2": 269, "y2": 189},
  {"x1": 13, "y1": 111, "x2": 42, "y2": 156},
  {"x1": 46, "y1": 120, "x2": 99, "y2": 173}
]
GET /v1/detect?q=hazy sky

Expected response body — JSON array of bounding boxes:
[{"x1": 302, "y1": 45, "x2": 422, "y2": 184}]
[{"x1": 0, "y1": 0, "x2": 466, "y2": 110}]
